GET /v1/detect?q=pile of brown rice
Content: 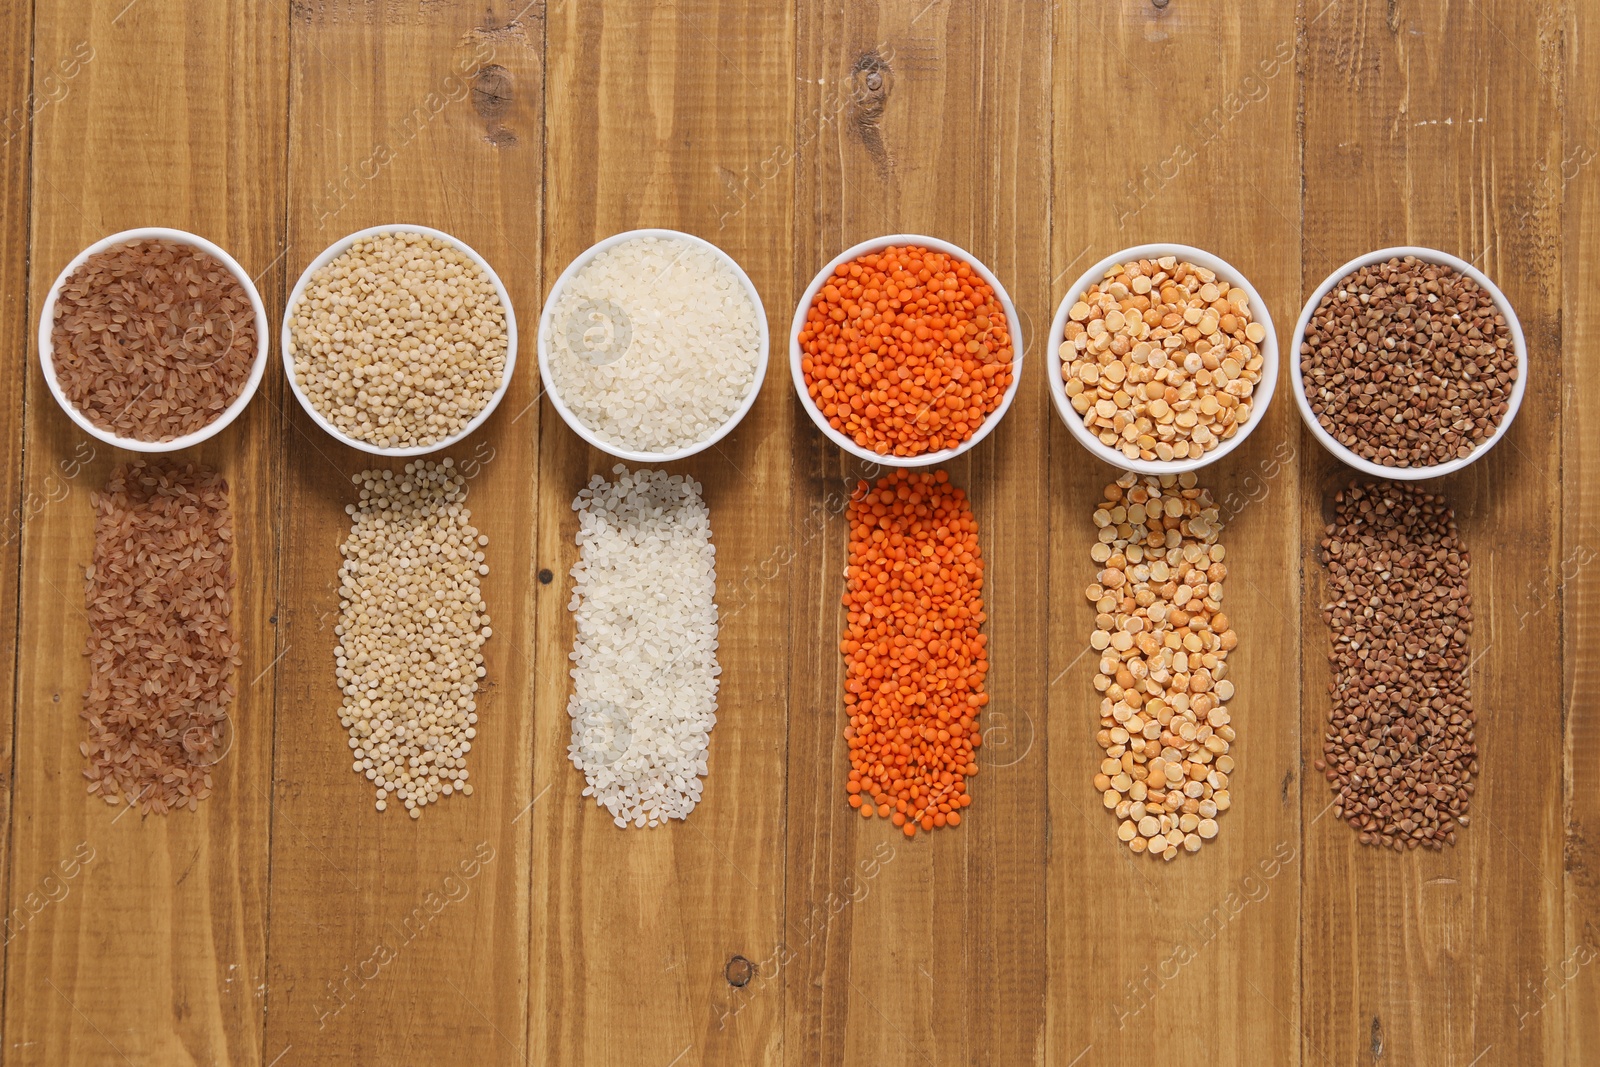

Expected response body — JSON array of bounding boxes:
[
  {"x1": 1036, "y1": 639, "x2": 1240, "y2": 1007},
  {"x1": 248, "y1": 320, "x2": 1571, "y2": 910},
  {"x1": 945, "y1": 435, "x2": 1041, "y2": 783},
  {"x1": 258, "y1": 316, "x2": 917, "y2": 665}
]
[
  {"x1": 81, "y1": 460, "x2": 240, "y2": 813},
  {"x1": 51, "y1": 239, "x2": 257, "y2": 442}
]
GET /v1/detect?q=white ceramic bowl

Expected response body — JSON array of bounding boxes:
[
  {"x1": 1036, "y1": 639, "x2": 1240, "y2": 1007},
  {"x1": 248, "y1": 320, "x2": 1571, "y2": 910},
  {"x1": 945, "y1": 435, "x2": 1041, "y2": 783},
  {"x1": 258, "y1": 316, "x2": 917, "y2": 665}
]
[
  {"x1": 1048, "y1": 243, "x2": 1278, "y2": 475},
  {"x1": 790, "y1": 234, "x2": 1024, "y2": 468},
  {"x1": 537, "y1": 228, "x2": 769, "y2": 464},
  {"x1": 1290, "y1": 246, "x2": 1527, "y2": 480},
  {"x1": 38, "y1": 227, "x2": 271, "y2": 453},
  {"x1": 282, "y1": 224, "x2": 518, "y2": 458}
]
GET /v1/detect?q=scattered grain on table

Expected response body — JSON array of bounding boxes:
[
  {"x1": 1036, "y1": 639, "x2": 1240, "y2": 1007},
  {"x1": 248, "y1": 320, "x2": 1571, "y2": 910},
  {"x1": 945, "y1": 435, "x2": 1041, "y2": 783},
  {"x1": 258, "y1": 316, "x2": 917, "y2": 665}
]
[
  {"x1": 1087, "y1": 470, "x2": 1237, "y2": 860},
  {"x1": 1315, "y1": 481, "x2": 1476, "y2": 850},
  {"x1": 842, "y1": 468, "x2": 986, "y2": 837},
  {"x1": 336, "y1": 458, "x2": 490, "y2": 817},
  {"x1": 566, "y1": 466, "x2": 720, "y2": 828},
  {"x1": 82, "y1": 460, "x2": 240, "y2": 813}
]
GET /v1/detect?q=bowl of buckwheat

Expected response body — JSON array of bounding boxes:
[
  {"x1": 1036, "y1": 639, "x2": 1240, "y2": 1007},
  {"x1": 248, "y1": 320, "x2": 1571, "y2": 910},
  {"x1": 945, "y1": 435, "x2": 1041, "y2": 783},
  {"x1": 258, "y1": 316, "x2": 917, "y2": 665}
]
[{"x1": 1290, "y1": 246, "x2": 1526, "y2": 480}]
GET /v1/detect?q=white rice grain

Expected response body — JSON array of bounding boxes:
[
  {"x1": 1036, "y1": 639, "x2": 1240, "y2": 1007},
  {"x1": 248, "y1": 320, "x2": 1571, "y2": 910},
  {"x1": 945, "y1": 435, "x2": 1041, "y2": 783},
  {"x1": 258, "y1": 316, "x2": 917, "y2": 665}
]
[
  {"x1": 543, "y1": 235, "x2": 760, "y2": 453},
  {"x1": 566, "y1": 466, "x2": 720, "y2": 827}
]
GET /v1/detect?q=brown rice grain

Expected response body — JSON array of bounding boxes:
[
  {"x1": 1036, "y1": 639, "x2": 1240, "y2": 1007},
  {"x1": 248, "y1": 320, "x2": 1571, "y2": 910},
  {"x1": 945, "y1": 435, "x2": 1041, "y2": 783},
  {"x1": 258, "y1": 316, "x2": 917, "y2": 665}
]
[
  {"x1": 52, "y1": 240, "x2": 257, "y2": 442},
  {"x1": 82, "y1": 460, "x2": 240, "y2": 813}
]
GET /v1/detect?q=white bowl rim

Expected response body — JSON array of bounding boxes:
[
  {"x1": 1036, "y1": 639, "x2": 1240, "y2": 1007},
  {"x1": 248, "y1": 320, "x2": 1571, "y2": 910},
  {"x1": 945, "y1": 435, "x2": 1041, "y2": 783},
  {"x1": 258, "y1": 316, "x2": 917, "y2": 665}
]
[
  {"x1": 1288, "y1": 245, "x2": 1528, "y2": 481},
  {"x1": 37, "y1": 226, "x2": 272, "y2": 454},
  {"x1": 789, "y1": 233, "x2": 1025, "y2": 468},
  {"x1": 536, "y1": 227, "x2": 770, "y2": 464},
  {"x1": 1046, "y1": 242, "x2": 1279, "y2": 476},
  {"x1": 281, "y1": 223, "x2": 519, "y2": 458}
]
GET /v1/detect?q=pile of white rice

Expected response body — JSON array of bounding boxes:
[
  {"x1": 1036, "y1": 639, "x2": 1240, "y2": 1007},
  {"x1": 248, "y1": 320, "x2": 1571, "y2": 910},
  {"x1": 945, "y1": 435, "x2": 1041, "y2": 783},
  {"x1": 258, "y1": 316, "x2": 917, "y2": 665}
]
[
  {"x1": 543, "y1": 235, "x2": 761, "y2": 453},
  {"x1": 566, "y1": 466, "x2": 720, "y2": 827}
]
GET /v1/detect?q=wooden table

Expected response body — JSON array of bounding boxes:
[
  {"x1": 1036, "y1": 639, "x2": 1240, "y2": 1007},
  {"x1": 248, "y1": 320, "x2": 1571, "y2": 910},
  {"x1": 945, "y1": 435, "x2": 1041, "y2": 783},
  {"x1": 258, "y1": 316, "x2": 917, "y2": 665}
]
[{"x1": 1, "y1": 1, "x2": 1592, "y2": 1064}]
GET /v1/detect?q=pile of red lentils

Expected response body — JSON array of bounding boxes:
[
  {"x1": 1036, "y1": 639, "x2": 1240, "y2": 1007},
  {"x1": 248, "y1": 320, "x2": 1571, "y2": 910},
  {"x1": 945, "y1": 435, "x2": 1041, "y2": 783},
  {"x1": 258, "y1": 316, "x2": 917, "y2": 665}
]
[{"x1": 842, "y1": 468, "x2": 987, "y2": 836}]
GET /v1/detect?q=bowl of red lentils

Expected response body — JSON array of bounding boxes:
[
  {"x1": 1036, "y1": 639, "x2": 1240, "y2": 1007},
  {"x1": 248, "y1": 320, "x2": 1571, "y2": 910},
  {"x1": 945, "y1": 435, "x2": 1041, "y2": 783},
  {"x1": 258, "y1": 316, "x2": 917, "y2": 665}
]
[
  {"x1": 1049, "y1": 243, "x2": 1278, "y2": 475},
  {"x1": 791, "y1": 234, "x2": 1023, "y2": 467},
  {"x1": 1290, "y1": 246, "x2": 1526, "y2": 480}
]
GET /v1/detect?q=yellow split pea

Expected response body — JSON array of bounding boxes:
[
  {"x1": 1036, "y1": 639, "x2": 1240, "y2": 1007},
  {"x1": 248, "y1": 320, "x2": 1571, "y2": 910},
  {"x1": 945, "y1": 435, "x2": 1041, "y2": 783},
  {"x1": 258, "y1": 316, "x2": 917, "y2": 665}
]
[
  {"x1": 1087, "y1": 471, "x2": 1239, "y2": 861},
  {"x1": 1061, "y1": 257, "x2": 1266, "y2": 463}
]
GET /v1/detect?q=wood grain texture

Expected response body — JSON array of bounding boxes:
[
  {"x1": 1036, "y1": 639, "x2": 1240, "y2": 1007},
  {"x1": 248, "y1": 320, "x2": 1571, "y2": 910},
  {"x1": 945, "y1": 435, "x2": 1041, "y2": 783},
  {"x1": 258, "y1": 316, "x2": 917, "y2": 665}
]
[
  {"x1": 785, "y1": 3, "x2": 1052, "y2": 1065},
  {"x1": 1049, "y1": 4, "x2": 1304, "y2": 1065},
  {"x1": 5, "y1": 2, "x2": 286, "y2": 1064},
  {"x1": 1563, "y1": 0, "x2": 1600, "y2": 1059},
  {"x1": 263, "y1": 3, "x2": 541, "y2": 1063},
  {"x1": 1301, "y1": 1, "x2": 1566, "y2": 1064},
  {"x1": 0, "y1": 1, "x2": 1590, "y2": 1064},
  {"x1": 0, "y1": 0, "x2": 31, "y2": 1027},
  {"x1": 531, "y1": 3, "x2": 794, "y2": 1064}
]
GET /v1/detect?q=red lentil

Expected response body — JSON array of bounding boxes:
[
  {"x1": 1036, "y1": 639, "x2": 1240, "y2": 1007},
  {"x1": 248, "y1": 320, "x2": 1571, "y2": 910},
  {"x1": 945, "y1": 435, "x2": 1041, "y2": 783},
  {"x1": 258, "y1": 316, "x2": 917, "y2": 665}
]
[
  {"x1": 841, "y1": 468, "x2": 988, "y2": 836},
  {"x1": 800, "y1": 245, "x2": 1013, "y2": 457}
]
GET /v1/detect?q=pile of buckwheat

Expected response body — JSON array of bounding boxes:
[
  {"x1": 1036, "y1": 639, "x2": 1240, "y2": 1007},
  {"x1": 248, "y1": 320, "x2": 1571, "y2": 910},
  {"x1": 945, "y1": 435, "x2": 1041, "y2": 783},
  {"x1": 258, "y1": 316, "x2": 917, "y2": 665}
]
[
  {"x1": 336, "y1": 459, "x2": 491, "y2": 817},
  {"x1": 1315, "y1": 481, "x2": 1476, "y2": 850},
  {"x1": 1061, "y1": 257, "x2": 1266, "y2": 463},
  {"x1": 1299, "y1": 256, "x2": 1515, "y2": 467},
  {"x1": 289, "y1": 231, "x2": 509, "y2": 450},
  {"x1": 1088, "y1": 471, "x2": 1238, "y2": 860}
]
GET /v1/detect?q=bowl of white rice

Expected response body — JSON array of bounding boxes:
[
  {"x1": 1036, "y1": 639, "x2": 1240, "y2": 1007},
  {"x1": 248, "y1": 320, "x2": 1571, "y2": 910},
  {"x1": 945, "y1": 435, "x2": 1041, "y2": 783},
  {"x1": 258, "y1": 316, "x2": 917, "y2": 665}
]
[{"x1": 538, "y1": 229, "x2": 769, "y2": 462}]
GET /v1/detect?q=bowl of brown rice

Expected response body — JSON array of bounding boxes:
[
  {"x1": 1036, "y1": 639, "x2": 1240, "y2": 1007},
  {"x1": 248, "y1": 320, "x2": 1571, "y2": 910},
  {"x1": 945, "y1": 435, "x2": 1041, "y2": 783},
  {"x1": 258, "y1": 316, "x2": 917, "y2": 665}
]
[
  {"x1": 38, "y1": 227, "x2": 271, "y2": 452},
  {"x1": 282, "y1": 225, "x2": 517, "y2": 457}
]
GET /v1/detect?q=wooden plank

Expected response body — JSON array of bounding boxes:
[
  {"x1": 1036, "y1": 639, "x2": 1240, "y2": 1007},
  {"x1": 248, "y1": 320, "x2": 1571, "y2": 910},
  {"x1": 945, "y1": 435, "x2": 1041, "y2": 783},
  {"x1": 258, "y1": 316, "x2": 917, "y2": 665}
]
[
  {"x1": 1301, "y1": 1, "x2": 1565, "y2": 1064},
  {"x1": 0, "y1": 0, "x2": 31, "y2": 1038},
  {"x1": 784, "y1": 4, "x2": 1051, "y2": 1064},
  {"x1": 1563, "y1": 0, "x2": 1600, "y2": 1060},
  {"x1": 1048, "y1": 3, "x2": 1304, "y2": 1064},
  {"x1": 5, "y1": 2, "x2": 286, "y2": 1063},
  {"x1": 263, "y1": 3, "x2": 540, "y2": 1063},
  {"x1": 0, "y1": 4, "x2": 1588, "y2": 1064},
  {"x1": 530, "y1": 4, "x2": 794, "y2": 1064}
]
